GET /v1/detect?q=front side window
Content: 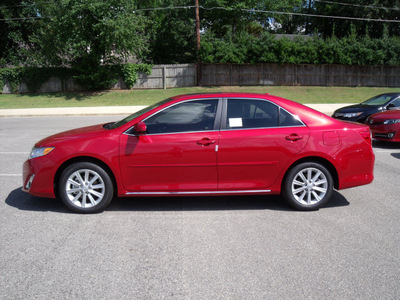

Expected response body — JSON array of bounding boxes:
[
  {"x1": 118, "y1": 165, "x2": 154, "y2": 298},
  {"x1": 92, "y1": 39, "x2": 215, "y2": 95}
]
[
  {"x1": 111, "y1": 98, "x2": 172, "y2": 129},
  {"x1": 144, "y1": 99, "x2": 218, "y2": 134}
]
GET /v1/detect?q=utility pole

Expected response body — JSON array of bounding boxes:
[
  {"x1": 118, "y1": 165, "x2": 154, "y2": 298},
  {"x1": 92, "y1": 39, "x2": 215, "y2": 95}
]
[
  {"x1": 195, "y1": 0, "x2": 202, "y2": 86},
  {"x1": 195, "y1": 0, "x2": 200, "y2": 53},
  {"x1": 305, "y1": 0, "x2": 312, "y2": 34}
]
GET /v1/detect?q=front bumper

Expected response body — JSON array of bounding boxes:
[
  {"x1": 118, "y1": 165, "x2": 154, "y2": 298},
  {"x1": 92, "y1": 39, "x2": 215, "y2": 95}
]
[
  {"x1": 22, "y1": 158, "x2": 57, "y2": 198},
  {"x1": 370, "y1": 124, "x2": 400, "y2": 142}
]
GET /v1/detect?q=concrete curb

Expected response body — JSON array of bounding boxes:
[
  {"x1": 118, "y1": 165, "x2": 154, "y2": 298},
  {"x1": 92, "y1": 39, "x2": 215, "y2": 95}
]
[{"x1": 0, "y1": 104, "x2": 354, "y2": 118}]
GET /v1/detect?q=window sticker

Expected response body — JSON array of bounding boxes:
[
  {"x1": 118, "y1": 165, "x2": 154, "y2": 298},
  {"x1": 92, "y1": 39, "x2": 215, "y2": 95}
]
[{"x1": 229, "y1": 118, "x2": 243, "y2": 127}]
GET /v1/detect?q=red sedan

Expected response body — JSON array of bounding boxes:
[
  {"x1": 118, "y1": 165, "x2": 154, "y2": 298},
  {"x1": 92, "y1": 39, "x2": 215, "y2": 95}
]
[
  {"x1": 366, "y1": 109, "x2": 400, "y2": 142},
  {"x1": 22, "y1": 93, "x2": 375, "y2": 213}
]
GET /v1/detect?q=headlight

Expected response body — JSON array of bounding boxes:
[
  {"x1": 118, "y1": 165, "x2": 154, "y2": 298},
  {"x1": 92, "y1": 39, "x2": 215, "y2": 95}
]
[
  {"x1": 342, "y1": 112, "x2": 363, "y2": 118},
  {"x1": 383, "y1": 119, "x2": 400, "y2": 125},
  {"x1": 29, "y1": 147, "x2": 55, "y2": 159}
]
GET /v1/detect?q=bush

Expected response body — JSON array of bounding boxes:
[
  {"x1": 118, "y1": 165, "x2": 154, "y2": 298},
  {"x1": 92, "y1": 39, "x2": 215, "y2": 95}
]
[
  {"x1": 0, "y1": 63, "x2": 152, "y2": 93},
  {"x1": 199, "y1": 31, "x2": 400, "y2": 66}
]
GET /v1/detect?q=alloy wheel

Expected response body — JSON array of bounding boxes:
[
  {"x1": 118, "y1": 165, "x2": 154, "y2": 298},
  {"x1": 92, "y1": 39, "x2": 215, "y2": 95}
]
[
  {"x1": 65, "y1": 169, "x2": 105, "y2": 208},
  {"x1": 291, "y1": 167, "x2": 328, "y2": 206}
]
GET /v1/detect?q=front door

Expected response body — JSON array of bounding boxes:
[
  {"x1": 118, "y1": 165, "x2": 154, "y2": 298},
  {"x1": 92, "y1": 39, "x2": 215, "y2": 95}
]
[{"x1": 119, "y1": 99, "x2": 220, "y2": 192}]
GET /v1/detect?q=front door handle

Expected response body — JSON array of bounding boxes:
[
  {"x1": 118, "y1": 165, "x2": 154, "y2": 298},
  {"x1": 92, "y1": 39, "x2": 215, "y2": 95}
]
[
  {"x1": 286, "y1": 134, "x2": 303, "y2": 141},
  {"x1": 197, "y1": 138, "x2": 215, "y2": 146}
]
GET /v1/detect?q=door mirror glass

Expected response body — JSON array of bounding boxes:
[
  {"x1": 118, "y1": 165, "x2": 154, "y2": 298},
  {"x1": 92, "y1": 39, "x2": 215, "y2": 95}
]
[{"x1": 133, "y1": 122, "x2": 147, "y2": 134}]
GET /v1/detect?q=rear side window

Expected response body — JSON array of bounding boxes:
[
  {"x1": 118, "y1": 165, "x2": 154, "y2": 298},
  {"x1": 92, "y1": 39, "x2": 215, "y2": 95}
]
[
  {"x1": 226, "y1": 99, "x2": 278, "y2": 129},
  {"x1": 144, "y1": 99, "x2": 218, "y2": 134},
  {"x1": 279, "y1": 108, "x2": 304, "y2": 126},
  {"x1": 389, "y1": 97, "x2": 400, "y2": 107},
  {"x1": 226, "y1": 99, "x2": 303, "y2": 129}
]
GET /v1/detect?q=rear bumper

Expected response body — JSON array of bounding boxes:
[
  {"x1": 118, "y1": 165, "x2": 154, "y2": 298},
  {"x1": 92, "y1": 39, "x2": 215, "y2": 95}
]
[{"x1": 338, "y1": 147, "x2": 375, "y2": 190}]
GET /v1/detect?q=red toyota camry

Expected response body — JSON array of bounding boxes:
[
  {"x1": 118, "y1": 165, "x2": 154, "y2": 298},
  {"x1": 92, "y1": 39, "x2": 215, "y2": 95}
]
[
  {"x1": 366, "y1": 109, "x2": 400, "y2": 142},
  {"x1": 22, "y1": 93, "x2": 375, "y2": 213}
]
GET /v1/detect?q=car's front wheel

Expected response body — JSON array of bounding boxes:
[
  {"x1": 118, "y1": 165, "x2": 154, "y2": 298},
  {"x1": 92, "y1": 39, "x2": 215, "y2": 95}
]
[
  {"x1": 59, "y1": 162, "x2": 114, "y2": 213},
  {"x1": 283, "y1": 162, "x2": 333, "y2": 211}
]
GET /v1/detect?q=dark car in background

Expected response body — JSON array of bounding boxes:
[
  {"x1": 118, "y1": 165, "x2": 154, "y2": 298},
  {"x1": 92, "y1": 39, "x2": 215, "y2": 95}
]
[{"x1": 332, "y1": 93, "x2": 400, "y2": 123}]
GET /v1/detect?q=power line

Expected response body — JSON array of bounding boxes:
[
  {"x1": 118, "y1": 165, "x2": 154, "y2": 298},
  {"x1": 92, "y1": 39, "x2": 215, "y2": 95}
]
[
  {"x1": 0, "y1": 5, "x2": 196, "y2": 20},
  {"x1": 0, "y1": 16, "x2": 44, "y2": 21},
  {"x1": 0, "y1": 2, "x2": 51, "y2": 9},
  {"x1": 199, "y1": 6, "x2": 400, "y2": 23},
  {"x1": 313, "y1": 0, "x2": 400, "y2": 11},
  {"x1": 1, "y1": 5, "x2": 400, "y2": 23},
  {"x1": 135, "y1": 5, "x2": 195, "y2": 12},
  {"x1": 2, "y1": 1, "x2": 399, "y2": 12}
]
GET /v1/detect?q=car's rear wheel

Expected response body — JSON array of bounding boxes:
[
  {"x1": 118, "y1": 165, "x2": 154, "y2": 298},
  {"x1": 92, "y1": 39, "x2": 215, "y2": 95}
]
[
  {"x1": 283, "y1": 162, "x2": 333, "y2": 211},
  {"x1": 59, "y1": 162, "x2": 114, "y2": 213}
]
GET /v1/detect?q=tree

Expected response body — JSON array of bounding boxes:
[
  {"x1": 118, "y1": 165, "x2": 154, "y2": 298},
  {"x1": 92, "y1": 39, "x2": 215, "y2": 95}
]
[
  {"x1": 309, "y1": 0, "x2": 400, "y2": 38},
  {"x1": 200, "y1": 0, "x2": 305, "y2": 36},
  {"x1": 0, "y1": 0, "x2": 39, "y2": 67},
  {"x1": 30, "y1": 0, "x2": 148, "y2": 67},
  {"x1": 137, "y1": 0, "x2": 197, "y2": 63}
]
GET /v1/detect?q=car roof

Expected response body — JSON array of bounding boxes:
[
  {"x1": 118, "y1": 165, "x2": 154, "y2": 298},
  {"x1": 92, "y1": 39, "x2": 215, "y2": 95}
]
[
  {"x1": 167, "y1": 92, "x2": 337, "y2": 127},
  {"x1": 170, "y1": 92, "x2": 270, "y2": 99}
]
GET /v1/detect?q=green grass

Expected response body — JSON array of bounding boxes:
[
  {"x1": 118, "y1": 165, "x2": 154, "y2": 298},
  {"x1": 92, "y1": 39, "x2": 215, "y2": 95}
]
[{"x1": 1, "y1": 86, "x2": 399, "y2": 109}]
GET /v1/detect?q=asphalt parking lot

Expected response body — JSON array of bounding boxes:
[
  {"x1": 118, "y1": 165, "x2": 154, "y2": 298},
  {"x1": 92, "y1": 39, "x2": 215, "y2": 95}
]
[{"x1": 1, "y1": 116, "x2": 399, "y2": 299}]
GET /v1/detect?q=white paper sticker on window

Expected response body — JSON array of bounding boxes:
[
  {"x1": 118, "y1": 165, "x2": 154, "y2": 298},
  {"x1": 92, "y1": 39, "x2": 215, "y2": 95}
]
[{"x1": 229, "y1": 118, "x2": 243, "y2": 127}]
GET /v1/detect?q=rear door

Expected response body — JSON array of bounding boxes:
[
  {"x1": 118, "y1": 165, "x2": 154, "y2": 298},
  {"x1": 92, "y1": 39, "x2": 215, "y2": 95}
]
[{"x1": 217, "y1": 98, "x2": 310, "y2": 191}]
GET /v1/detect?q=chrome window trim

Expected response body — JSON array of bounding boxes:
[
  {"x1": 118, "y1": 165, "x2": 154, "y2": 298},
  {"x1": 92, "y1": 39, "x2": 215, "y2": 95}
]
[
  {"x1": 123, "y1": 98, "x2": 221, "y2": 136},
  {"x1": 123, "y1": 97, "x2": 307, "y2": 136},
  {"x1": 219, "y1": 125, "x2": 306, "y2": 132},
  {"x1": 222, "y1": 97, "x2": 307, "y2": 130},
  {"x1": 123, "y1": 129, "x2": 220, "y2": 137}
]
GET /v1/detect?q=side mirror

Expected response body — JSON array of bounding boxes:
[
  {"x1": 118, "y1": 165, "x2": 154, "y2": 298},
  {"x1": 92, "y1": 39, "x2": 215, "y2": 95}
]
[
  {"x1": 387, "y1": 103, "x2": 396, "y2": 110},
  {"x1": 133, "y1": 122, "x2": 147, "y2": 134}
]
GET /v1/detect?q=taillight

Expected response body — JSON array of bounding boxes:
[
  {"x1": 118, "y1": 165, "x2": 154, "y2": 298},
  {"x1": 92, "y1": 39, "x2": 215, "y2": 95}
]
[{"x1": 359, "y1": 128, "x2": 372, "y2": 143}]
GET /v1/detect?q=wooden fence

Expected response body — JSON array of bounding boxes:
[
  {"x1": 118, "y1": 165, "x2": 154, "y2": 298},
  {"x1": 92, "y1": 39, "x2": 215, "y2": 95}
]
[
  {"x1": 121, "y1": 64, "x2": 196, "y2": 89},
  {"x1": 2, "y1": 64, "x2": 197, "y2": 94},
  {"x1": 200, "y1": 63, "x2": 400, "y2": 87},
  {"x1": 2, "y1": 63, "x2": 399, "y2": 93}
]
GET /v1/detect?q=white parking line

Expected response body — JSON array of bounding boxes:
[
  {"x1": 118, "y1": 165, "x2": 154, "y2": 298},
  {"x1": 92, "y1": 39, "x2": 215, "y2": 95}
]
[
  {"x1": 0, "y1": 152, "x2": 29, "y2": 154},
  {"x1": 0, "y1": 174, "x2": 21, "y2": 177}
]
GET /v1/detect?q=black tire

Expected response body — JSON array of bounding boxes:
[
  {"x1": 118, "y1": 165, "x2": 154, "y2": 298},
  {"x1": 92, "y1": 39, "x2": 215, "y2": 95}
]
[
  {"x1": 283, "y1": 162, "x2": 333, "y2": 211},
  {"x1": 58, "y1": 162, "x2": 114, "y2": 213}
]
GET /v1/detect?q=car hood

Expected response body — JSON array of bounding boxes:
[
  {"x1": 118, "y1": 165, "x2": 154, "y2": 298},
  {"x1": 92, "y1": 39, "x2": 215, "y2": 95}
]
[
  {"x1": 36, "y1": 124, "x2": 108, "y2": 146},
  {"x1": 370, "y1": 109, "x2": 400, "y2": 120},
  {"x1": 335, "y1": 104, "x2": 380, "y2": 113}
]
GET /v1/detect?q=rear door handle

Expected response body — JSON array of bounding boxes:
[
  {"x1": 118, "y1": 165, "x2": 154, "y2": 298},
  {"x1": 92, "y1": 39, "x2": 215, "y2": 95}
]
[
  {"x1": 197, "y1": 138, "x2": 215, "y2": 146},
  {"x1": 286, "y1": 134, "x2": 303, "y2": 141}
]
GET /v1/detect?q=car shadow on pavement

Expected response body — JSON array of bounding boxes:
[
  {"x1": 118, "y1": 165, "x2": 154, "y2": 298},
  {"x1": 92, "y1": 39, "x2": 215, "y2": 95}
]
[
  {"x1": 108, "y1": 191, "x2": 349, "y2": 212},
  {"x1": 372, "y1": 140, "x2": 400, "y2": 160},
  {"x1": 6, "y1": 188, "x2": 349, "y2": 213},
  {"x1": 391, "y1": 153, "x2": 400, "y2": 159},
  {"x1": 5, "y1": 188, "x2": 71, "y2": 213},
  {"x1": 372, "y1": 140, "x2": 400, "y2": 150}
]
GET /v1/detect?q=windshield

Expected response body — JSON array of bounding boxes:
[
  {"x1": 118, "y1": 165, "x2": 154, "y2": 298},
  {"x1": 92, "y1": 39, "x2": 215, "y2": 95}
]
[
  {"x1": 361, "y1": 94, "x2": 400, "y2": 106},
  {"x1": 109, "y1": 98, "x2": 172, "y2": 129}
]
